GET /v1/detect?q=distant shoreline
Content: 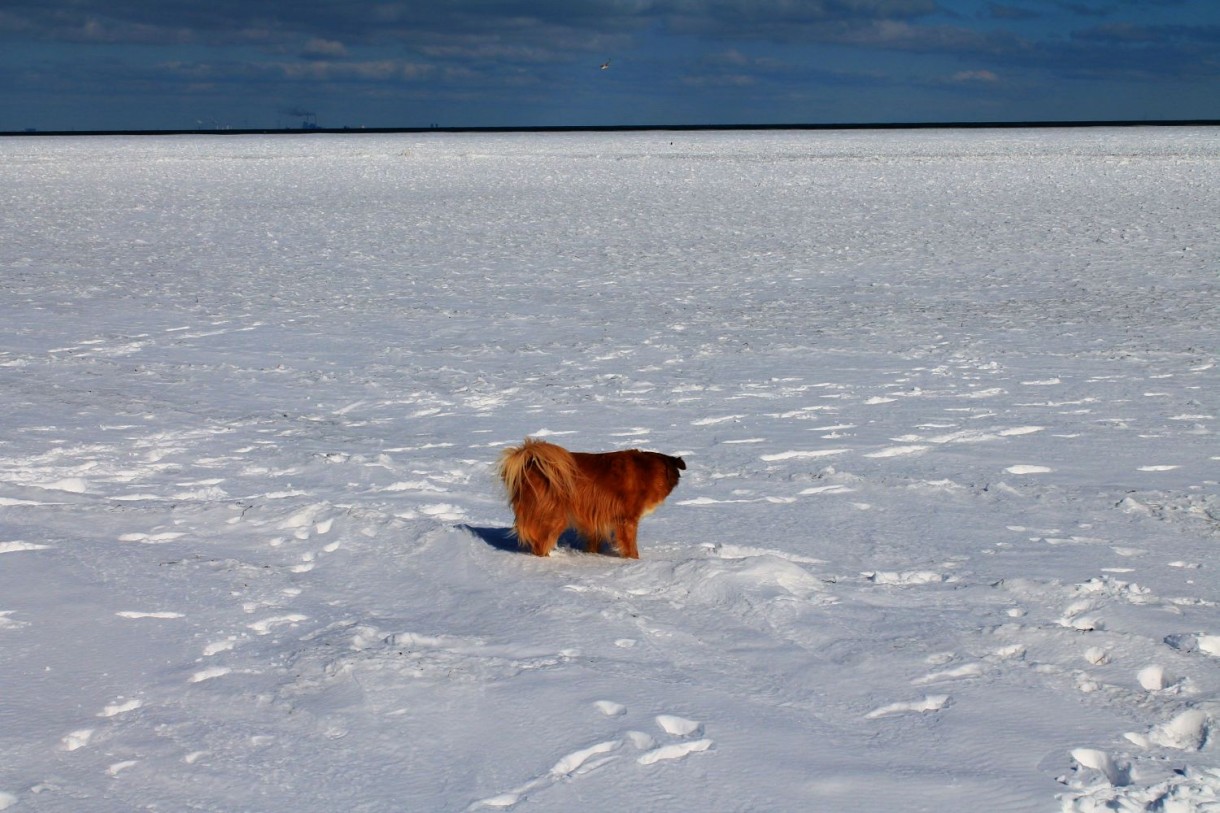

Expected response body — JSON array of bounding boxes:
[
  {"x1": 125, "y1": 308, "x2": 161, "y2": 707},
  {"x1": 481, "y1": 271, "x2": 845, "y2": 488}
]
[{"x1": 3, "y1": 119, "x2": 1218, "y2": 137}]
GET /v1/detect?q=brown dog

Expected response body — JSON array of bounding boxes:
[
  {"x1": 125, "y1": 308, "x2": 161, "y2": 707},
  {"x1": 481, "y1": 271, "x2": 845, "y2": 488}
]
[{"x1": 498, "y1": 438, "x2": 685, "y2": 558}]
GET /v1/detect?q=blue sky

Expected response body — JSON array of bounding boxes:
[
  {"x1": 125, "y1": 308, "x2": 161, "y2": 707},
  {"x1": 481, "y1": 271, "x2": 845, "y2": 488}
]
[{"x1": 2, "y1": 0, "x2": 1217, "y2": 130}]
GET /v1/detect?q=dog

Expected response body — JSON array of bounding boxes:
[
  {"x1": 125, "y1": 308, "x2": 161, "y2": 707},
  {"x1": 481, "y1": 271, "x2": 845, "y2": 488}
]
[{"x1": 497, "y1": 437, "x2": 685, "y2": 558}]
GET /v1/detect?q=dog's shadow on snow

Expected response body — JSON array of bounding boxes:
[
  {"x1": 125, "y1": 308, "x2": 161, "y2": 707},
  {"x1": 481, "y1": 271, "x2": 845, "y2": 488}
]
[
  {"x1": 459, "y1": 525, "x2": 519, "y2": 553},
  {"x1": 459, "y1": 525, "x2": 602, "y2": 555}
]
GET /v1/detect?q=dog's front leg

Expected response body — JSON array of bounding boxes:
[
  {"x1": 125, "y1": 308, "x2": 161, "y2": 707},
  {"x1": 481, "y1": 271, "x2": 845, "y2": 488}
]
[{"x1": 614, "y1": 520, "x2": 639, "y2": 559}]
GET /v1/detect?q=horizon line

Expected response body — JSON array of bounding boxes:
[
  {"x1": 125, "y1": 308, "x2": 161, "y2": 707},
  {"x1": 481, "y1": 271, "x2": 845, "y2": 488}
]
[{"x1": 3, "y1": 118, "x2": 1219, "y2": 137}]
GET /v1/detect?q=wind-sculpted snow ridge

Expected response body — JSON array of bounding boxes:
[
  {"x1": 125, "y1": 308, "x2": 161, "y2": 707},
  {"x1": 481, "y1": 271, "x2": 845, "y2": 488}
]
[{"x1": 0, "y1": 129, "x2": 1217, "y2": 811}]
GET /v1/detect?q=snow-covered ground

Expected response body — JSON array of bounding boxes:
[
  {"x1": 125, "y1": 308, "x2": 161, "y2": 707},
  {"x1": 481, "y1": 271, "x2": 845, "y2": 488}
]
[{"x1": 1, "y1": 128, "x2": 1217, "y2": 812}]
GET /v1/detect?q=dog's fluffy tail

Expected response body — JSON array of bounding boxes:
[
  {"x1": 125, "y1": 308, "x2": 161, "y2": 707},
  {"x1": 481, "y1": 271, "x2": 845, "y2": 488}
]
[{"x1": 497, "y1": 437, "x2": 579, "y2": 508}]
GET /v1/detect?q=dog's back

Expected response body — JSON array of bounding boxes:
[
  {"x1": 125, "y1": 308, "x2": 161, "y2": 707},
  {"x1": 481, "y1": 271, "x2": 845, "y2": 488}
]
[
  {"x1": 571, "y1": 449, "x2": 684, "y2": 519},
  {"x1": 498, "y1": 439, "x2": 685, "y2": 558}
]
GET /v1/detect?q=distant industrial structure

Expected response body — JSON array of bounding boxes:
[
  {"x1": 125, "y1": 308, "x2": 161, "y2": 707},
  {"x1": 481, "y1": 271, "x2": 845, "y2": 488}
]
[{"x1": 282, "y1": 107, "x2": 320, "y2": 130}]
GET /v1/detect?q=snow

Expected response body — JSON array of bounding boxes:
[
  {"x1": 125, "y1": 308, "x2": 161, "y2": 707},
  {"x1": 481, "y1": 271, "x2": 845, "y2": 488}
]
[{"x1": 1, "y1": 127, "x2": 1217, "y2": 812}]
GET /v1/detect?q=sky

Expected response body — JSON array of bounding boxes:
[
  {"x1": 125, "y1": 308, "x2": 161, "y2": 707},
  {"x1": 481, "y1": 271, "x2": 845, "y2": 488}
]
[{"x1": 1, "y1": 0, "x2": 1218, "y2": 131}]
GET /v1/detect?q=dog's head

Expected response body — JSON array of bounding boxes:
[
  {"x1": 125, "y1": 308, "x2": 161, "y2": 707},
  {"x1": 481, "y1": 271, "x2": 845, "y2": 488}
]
[{"x1": 656, "y1": 453, "x2": 685, "y2": 492}]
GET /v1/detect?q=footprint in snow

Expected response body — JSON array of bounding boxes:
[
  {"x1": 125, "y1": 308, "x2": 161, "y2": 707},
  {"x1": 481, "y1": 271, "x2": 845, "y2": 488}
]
[
  {"x1": 1005, "y1": 465, "x2": 1053, "y2": 475},
  {"x1": 107, "y1": 760, "x2": 139, "y2": 777},
  {"x1": 1165, "y1": 633, "x2": 1220, "y2": 657},
  {"x1": 1069, "y1": 748, "x2": 1131, "y2": 786},
  {"x1": 637, "y1": 739, "x2": 715, "y2": 765},
  {"x1": 654, "y1": 714, "x2": 703, "y2": 737},
  {"x1": 116, "y1": 611, "x2": 185, "y2": 620},
  {"x1": 594, "y1": 700, "x2": 627, "y2": 717},
  {"x1": 865, "y1": 445, "x2": 929, "y2": 458},
  {"x1": 469, "y1": 740, "x2": 622, "y2": 810},
  {"x1": 677, "y1": 495, "x2": 796, "y2": 506},
  {"x1": 470, "y1": 707, "x2": 713, "y2": 809},
  {"x1": 202, "y1": 638, "x2": 237, "y2": 657},
  {"x1": 912, "y1": 663, "x2": 984, "y2": 685},
  {"x1": 760, "y1": 449, "x2": 850, "y2": 462},
  {"x1": 549, "y1": 740, "x2": 621, "y2": 777},
  {"x1": 1136, "y1": 664, "x2": 1181, "y2": 692},
  {"x1": 61, "y1": 729, "x2": 95, "y2": 751},
  {"x1": 419, "y1": 503, "x2": 468, "y2": 522},
  {"x1": 398, "y1": 503, "x2": 469, "y2": 522},
  {"x1": 247, "y1": 614, "x2": 309, "y2": 635},
  {"x1": 0, "y1": 541, "x2": 52, "y2": 554},
  {"x1": 99, "y1": 698, "x2": 142, "y2": 717},
  {"x1": 1058, "y1": 612, "x2": 1104, "y2": 632},
  {"x1": 117, "y1": 532, "x2": 185, "y2": 544},
  {"x1": 276, "y1": 503, "x2": 332, "y2": 536},
  {"x1": 865, "y1": 695, "x2": 951, "y2": 719},
  {"x1": 1125, "y1": 709, "x2": 1211, "y2": 751},
  {"x1": 189, "y1": 666, "x2": 232, "y2": 684},
  {"x1": 864, "y1": 570, "x2": 953, "y2": 587},
  {"x1": 638, "y1": 714, "x2": 713, "y2": 765}
]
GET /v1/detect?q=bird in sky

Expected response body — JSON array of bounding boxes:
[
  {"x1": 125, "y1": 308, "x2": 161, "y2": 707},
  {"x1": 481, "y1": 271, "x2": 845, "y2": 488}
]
[{"x1": 600, "y1": 59, "x2": 611, "y2": 70}]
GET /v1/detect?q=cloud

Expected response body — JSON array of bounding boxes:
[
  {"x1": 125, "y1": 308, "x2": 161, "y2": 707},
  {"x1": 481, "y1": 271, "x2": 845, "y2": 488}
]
[
  {"x1": 3, "y1": 0, "x2": 1217, "y2": 129},
  {"x1": 663, "y1": 0, "x2": 942, "y2": 43},
  {"x1": 950, "y1": 69, "x2": 1000, "y2": 82},
  {"x1": 0, "y1": 1, "x2": 949, "y2": 52},
  {"x1": 0, "y1": 1, "x2": 646, "y2": 48},
  {"x1": 302, "y1": 38, "x2": 348, "y2": 60},
  {"x1": 276, "y1": 59, "x2": 431, "y2": 82},
  {"x1": 0, "y1": 2, "x2": 286, "y2": 45},
  {"x1": 681, "y1": 73, "x2": 757, "y2": 88},
  {"x1": 985, "y1": 4, "x2": 1042, "y2": 21},
  {"x1": 158, "y1": 57, "x2": 440, "y2": 86},
  {"x1": 3, "y1": 0, "x2": 1210, "y2": 78},
  {"x1": 1073, "y1": 21, "x2": 1220, "y2": 45},
  {"x1": 416, "y1": 42, "x2": 575, "y2": 64}
]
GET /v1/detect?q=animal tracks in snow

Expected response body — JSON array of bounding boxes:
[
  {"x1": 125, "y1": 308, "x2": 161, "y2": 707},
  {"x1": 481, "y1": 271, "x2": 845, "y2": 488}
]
[
  {"x1": 993, "y1": 569, "x2": 1220, "y2": 809},
  {"x1": 116, "y1": 610, "x2": 185, "y2": 620},
  {"x1": 689, "y1": 365, "x2": 1087, "y2": 509},
  {"x1": 60, "y1": 729, "x2": 95, "y2": 752},
  {"x1": 471, "y1": 704, "x2": 713, "y2": 809},
  {"x1": 57, "y1": 694, "x2": 146, "y2": 770},
  {"x1": 865, "y1": 694, "x2": 952, "y2": 720},
  {"x1": 637, "y1": 738, "x2": 715, "y2": 765},
  {"x1": 0, "y1": 541, "x2": 52, "y2": 554},
  {"x1": 654, "y1": 714, "x2": 704, "y2": 738},
  {"x1": 864, "y1": 570, "x2": 956, "y2": 587},
  {"x1": 760, "y1": 449, "x2": 850, "y2": 462},
  {"x1": 1164, "y1": 632, "x2": 1220, "y2": 657},
  {"x1": 912, "y1": 663, "x2": 985, "y2": 685},
  {"x1": 188, "y1": 665, "x2": 233, "y2": 683},
  {"x1": 1005, "y1": 464, "x2": 1053, "y2": 475},
  {"x1": 99, "y1": 698, "x2": 143, "y2": 717}
]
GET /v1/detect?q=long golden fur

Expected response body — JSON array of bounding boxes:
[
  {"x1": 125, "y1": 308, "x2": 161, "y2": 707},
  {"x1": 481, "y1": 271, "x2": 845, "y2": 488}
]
[{"x1": 497, "y1": 438, "x2": 686, "y2": 558}]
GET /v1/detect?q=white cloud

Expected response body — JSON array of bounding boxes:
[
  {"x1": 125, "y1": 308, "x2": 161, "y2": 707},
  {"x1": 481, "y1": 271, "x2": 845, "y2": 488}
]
[
  {"x1": 302, "y1": 38, "x2": 348, "y2": 59},
  {"x1": 950, "y1": 69, "x2": 1000, "y2": 82}
]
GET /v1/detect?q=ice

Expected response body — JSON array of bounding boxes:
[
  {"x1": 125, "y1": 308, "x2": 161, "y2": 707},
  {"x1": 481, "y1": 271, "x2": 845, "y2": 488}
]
[{"x1": 0, "y1": 128, "x2": 1217, "y2": 812}]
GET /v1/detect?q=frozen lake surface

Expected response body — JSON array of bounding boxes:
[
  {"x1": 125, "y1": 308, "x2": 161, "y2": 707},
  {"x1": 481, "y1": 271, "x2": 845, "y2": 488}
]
[{"x1": 1, "y1": 128, "x2": 1218, "y2": 811}]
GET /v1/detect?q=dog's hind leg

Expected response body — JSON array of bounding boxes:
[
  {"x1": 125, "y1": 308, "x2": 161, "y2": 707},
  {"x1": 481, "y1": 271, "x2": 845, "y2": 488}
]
[
  {"x1": 613, "y1": 519, "x2": 640, "y2": 559},
  {"x1": 516, "y1": 514, "x2": 565, "y2": 557},
  {"x1": 537, "y1": 518, "x2": 568, "y2": 557}
]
